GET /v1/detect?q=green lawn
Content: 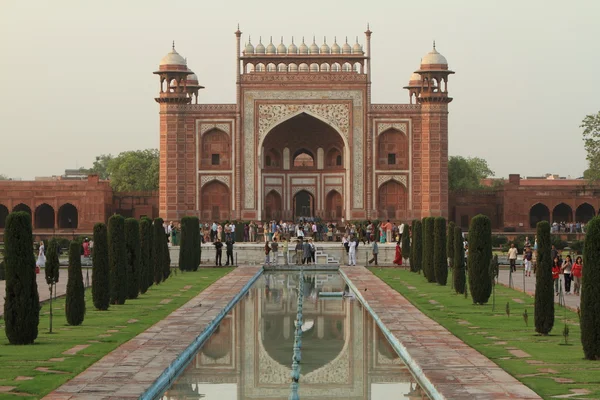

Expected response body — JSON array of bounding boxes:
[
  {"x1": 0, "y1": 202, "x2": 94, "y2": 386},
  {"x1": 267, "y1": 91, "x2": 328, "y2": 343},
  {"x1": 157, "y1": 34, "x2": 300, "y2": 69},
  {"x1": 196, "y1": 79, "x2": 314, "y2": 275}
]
[
  {"x1": 372, "y1": 269, "x2": 600, "y2": 399},
  {"x1": 0, "y1": 268, "x2": 233, "y2": 399}
]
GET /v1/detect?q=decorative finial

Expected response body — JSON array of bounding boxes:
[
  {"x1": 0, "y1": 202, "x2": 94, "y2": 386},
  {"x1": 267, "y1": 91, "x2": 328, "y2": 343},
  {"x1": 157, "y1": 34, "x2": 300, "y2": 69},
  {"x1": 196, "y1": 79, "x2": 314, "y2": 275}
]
[
  {"x1": 302, "y1": 36, "x2": 305, "y2": 43},
  {"x1": 270, "y1": 36, "x2": 273, "y2": 43},
  {"x1": 323, "y1": 36, "x2": 326, "y2": 43},
  {"x1": 433, "y1": 40, "x2": 436, "y2": 50},
  {"x1": 292, "y1": 36, "x2": 295, "y2": 44},
  {"x1": 356, "y1": 36, "x2": 359, "y2": 43},
  {"x1": 172, "y1": 40, "x2": 175, "y2": 50},
  {"x1": 334, "y1": 36, "x2": 337, "y2": 43},
  {"x1": 259, "y1": 36, "x2": 262, "y2": 43},
  {"x1": 367, "y1": 22, "x2": 370, "y2": 30},
  {"x1": 313, "y1": 35, "x2": 316, "y2": 43},
  {"x1": 248, "y1": 35, "x2": 251, "y2": 44},
  {"x1": 345, "y1": 36, "x2": 348, "y2": 43},
  {"x1": 237, "y1": 23, "x2": 240, "y2": 30},
  {"x1": 281, "y1": 36, "x2": 284, "y2": 44}
]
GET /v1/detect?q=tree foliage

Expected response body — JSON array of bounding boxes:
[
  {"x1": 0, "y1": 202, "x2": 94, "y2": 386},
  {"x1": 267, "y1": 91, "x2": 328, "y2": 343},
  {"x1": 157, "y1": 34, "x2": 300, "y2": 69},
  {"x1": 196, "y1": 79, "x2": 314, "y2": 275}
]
[
  {"x1": 45, "y1": 238, "x2": 60, "y2": 285},
  {"x1": 468, "y1": 214, "x2": 493, "y2": 304},
  {"x1": 81, "y1": 149, "x2": 159, "y2": 191},
  {"x1": 108, "y1": 215, "x2": 127, "y2": 305},
  {"x1": 422, "y1": 217, "x2": 435, "y2": 283},
  {"x1": 92, "y1": 223, "x2": 110, "y2": 310},
  {"x1": 402, "y1": 222, "x2": 411, "y2": 261},
  {"x1": 65, "y1": 242, "x2": 85, "y2": 326},
  {"x1": 179, "y1": 217, "x2": 199, "y2": 271},
  {"x1": 3, "y1": 212, "x2": 39, "y2": 344},
  {"x1": 153, "y1": 218, "x2": 165, "y2": 285},
  {"x1": 139, "y1": 218, "x2": 153, "y2": 294},
  {"x1": 534, "y1": 221, "x2": 554, "y2": 335},
  {"x1": 453, "y1": 226, "x2": 466, "y2": 294},
  {"x1": 433, "y1": 217, "x2": 448, "y2": 285},
  {"x1": 582, "y1": 111, "x2": 600, "y2": 181},
  {"x1": 0, "y1": 173, "x2": 9, "y2": 180},
  {"x1": 581, "y1": 216, "x2": 600, "y2": 359},
  {"x1": 447, "y1": 221, "x2": 455, "y2": 269},
  {"x1": 125, "y1": 218, "x2": 141, "y2": 299},
  {"x1": 448, "y1": 156, "x2": 495, "y2": 191},
  {"x1": 410, "y1": 220, "x2": 422, "y2": 273}
]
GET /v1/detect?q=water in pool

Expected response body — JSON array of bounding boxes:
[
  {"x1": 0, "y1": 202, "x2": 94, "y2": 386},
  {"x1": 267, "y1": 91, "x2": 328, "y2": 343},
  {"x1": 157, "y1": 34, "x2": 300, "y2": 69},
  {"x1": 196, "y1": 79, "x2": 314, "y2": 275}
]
[{"x1": 161, "y1": 272, "x2": 428, "y2": 399}]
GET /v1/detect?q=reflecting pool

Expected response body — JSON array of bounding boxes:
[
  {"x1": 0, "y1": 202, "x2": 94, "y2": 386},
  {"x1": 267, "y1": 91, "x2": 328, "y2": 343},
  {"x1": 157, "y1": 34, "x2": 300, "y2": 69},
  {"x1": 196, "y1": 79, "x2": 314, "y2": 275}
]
[{"x1": 161, "y1": 272, "x2": 428, "y2": 400}]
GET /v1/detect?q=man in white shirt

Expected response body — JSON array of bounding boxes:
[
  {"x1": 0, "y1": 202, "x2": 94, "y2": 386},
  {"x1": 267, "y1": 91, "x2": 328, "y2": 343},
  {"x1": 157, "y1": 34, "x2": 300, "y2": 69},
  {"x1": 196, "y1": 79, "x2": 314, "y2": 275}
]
[{"x1": 507, "y1": 243, "x2": 518, "y2": 272}]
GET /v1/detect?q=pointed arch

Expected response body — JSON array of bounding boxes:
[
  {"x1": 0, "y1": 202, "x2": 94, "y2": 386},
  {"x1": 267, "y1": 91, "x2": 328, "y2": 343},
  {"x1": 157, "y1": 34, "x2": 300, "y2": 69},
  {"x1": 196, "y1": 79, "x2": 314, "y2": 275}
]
[
  {"x1": 529, "y1": 203, "x2": 550, "y2": 228},
  {"x1": 200, "y1": 180, "x2": 230, "y2": 221},
  {"x1": 265, "y1": 190, "x2": 282, "y2": 220},
  {"x1": 378, "y1": 180, "x2": 407, "y2": 220},
  {"x1": 58, "y1": 203, "x2": 78, "y2": 229},
  {"x1": 576, "y1": 203, "x2": 595, "y2": 223},
  {"x1": 552, "y1": 203, "x2": 573, "y2": 223},
  {"x1": 325, "y1": 190, "x2": 343, "y2": 220},
  {"x1": 34, "y1": 203, "x2": 55, "y2": 229}
]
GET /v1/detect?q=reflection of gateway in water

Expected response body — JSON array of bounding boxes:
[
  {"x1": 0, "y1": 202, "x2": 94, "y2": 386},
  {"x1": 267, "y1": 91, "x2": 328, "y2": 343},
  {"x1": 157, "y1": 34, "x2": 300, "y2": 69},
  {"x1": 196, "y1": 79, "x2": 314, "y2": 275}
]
[{"x1": 163, "y1": 273, "x2": 428, "y2": 399}]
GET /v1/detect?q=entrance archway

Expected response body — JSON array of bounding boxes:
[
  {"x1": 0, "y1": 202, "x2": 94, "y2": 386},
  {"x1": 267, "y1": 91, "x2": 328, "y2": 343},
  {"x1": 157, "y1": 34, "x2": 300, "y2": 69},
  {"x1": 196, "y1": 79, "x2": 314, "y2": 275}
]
[
  {"x1": 35, "y1": 203, "x2": 55, "y2": 229},
  {"x1": 294, "y1": 190, "x2": 314, "y2": 219},
  {"x1": 13, "y1": 203, "x2": 32, "y2": 215},
  {"x1": 529, "y1": 203, "x2": 549, "y2": 228},
  {"x1": 265, "y1": 190, "x2": 282, "y2": 220},
  {"x1": 378, "y1": 180, "x2": 407, "y2": 220},
  {"x1": 325, "y1": 190, "x2": 342, "y2": 220},
  {"x1": 575, "y1": 203, "x2": 595, "y2": 223},
  {"x1": 552, "y1": 203, "x2": 573, "y2": 223},
  {"x1": 0, "y1": 204, "x2": 8, "y2": 229},
  {"x1": 58, "y1": 203, "x2": 78, "y2": 229},
  {"x1": 201, "y1": 181, "x2": 230, "y2": 221}
]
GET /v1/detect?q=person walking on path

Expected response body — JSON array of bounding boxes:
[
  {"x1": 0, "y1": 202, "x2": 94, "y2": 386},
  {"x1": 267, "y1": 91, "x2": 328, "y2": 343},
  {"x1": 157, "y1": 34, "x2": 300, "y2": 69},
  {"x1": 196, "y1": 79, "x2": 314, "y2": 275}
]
[
  {"x1": 393, "y1": 241, "x2": 403, "y2": 266},
  {"x1": 562, "y1": 255, "x2": 573, "y2": 294},
  {"x1": 271, "y1": 238, "x2": 279, "y2": 266},
  {"x1": 282, "y1": 238, "x2": 289, "y2": 265},
  {"x1": 295, "y1": 239, "x2": 303, "y2": 265},
  {"x1": 508, "y1": 243, "x2": 518, "y2": 272},
  {"x1": 368, "y1": 241, "x2": 379, "y2": 266},
  {"x1": 348, "y1": 236, "x2": 357, "y2": 266},
  {"x1": 523, "y1": 246, "x2": 533, "y2": 277},
  {"x1": 552, "y1": 257, "x2": 561, "y2": 295},
  {"x1": 571, "y1": 256, "x2": 583, "y2": 296},
  {"x1": 213, "y1": 238, "x2": 223, "y2": 267},
  {"x1": 224, "y1": 239, "x2": 234, "y2": 266}
]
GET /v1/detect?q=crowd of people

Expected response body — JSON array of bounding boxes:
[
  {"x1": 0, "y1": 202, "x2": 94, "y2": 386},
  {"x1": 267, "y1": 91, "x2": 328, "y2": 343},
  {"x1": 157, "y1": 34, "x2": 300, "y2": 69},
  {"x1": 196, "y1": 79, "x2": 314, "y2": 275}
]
[{"x1": 551, "y1": 221, "x2": 586, "y2": 234}]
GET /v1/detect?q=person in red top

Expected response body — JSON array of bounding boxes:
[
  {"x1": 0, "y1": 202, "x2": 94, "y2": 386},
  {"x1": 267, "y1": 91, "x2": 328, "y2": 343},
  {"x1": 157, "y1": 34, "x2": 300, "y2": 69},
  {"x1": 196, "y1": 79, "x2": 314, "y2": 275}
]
[
  {"x1": 572, "y1": 256, "x2": 583, "y2": 296},
  {"x1": 552, "y1": 256, "x2": 561, "y2": 296}
]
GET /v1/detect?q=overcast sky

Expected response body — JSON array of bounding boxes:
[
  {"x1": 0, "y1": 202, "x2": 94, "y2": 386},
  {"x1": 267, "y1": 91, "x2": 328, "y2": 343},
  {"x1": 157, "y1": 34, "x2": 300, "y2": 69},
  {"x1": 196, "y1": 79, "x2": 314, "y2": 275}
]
[{"x1": 1, "y1": 0, "x2": 598, "y2": 180}]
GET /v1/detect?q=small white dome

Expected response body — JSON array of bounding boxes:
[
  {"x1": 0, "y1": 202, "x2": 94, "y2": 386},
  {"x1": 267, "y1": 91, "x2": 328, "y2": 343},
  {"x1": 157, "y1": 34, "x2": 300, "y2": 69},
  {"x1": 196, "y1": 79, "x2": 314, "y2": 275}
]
[
  {"x1": 352, "y1": 38, "x2": 363, "y2": 54},
  {"x1": 309, "y1": 38, "x2": 319, "y2": 54},
  {"x1": 331, "y1": 38, "x2": 341, "y2": 54},
  {"x1": 409, "y1": 72, "x2": 421, "y2": 82},
  {"x1": 342, "y1": 38, "x2": 352, "y2": 54},
  {"x1": 277, "y1": 37, "x2": 287, "y2": 54},
  {"x1": 255, "y1": 38, "x2": 266, "y2": 54},
  {"x1": 299, "y1": 38, "x2": 309, "y2": 54},
  {"x1": 187, "y1": 72, "x2": 199, "y2": 82},
  {"x1": 160, "y1": 45, "x2": 186, "y2": 66},
  {"x1": 320, "y1": 38, "x2": 330, "y2": 54},
  {"x1": 288, "y1": 39, "x2": 298, "y2": 54},
  {"x1": 266, "y1": 37, "x2": 276, "y2": 54},
  {"x1": 245, "y1": 39, "x2": 255, "y2": 55},
  {"x1": 421, "y1": 46, "x2": 448, "y2": 65}
]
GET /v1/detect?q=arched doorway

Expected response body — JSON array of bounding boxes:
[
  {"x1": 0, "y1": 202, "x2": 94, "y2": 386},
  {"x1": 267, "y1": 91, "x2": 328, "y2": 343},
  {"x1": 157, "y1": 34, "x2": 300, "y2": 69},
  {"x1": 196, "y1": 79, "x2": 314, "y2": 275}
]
[
  {"x1": 529, "y1": 203, "x2": 549, "y2": 228},
  {"x1": 294, "y1": 190, "x2": 314, "y2": 219},
  {"x1": 201, "y1": 181, "x2": 230, "y2": 221},
  {"x1": 35, "y1": 203, "x2": 55, "y2": 229},
  {"x1": 265, "y1": 190, "x2": 282, "y2": 220},
  {"x1": 13, "y1": 203, "x2": 32, "y2": 215},
  {"x1": 58, "y1": 203, "x2": 78, "y2": 229},
  {"x1": 293, "y1": 149, "x2": 315, "y2": 168},
  {"x1": 325, "y1": 190, "x2": 342, "y2": 220},
  {"x1": 378, "y1": 180, "x2": 407, "y2": 220},
  {"x1": 575, "y1": 203, "x2": 595, "y2": 223},
  {"x1": 0, "y1": 204, "x2": 8, "y2": 229},
  {"x1": 552, "y1": 203, "x2": 573, "y2": 223}
]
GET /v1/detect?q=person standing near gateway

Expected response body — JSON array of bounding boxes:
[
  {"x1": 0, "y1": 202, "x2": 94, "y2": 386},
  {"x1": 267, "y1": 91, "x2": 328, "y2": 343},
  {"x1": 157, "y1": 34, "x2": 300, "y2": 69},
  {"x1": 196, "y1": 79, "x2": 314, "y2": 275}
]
[
  {"x1": 224, "y1": 238, "x2": 234, "y2": 266},
  {"x1": 295, "y1": 239, "x2": 303, "y2": 265},
  {"x1": 282, "y1": 237, "x2": 289, "y2": 265},
  {"x1": 385, "y1": 219, "x2": 393, "y2": 244},
  {"x1": 271, "y1": 238, "x2": 279, "y2": 266},
  {"x1": 348, "y1": 236, "x2": 357, "y2": 266},
  {"x1": 249, "y1": 221, "x2": 256, "y2": 242},
  {"x1": 368, "y1": 240, "x2": 378, "y2": 266},
  {"x1": 507, "y1": 243, "x2": 518, "y2": 273},
  {"x1": 213, "y1": 238, "x2": 223, "y2": 267},
  {"x1": 264, "y1": 240, "x2": 272, "y2": 265}
]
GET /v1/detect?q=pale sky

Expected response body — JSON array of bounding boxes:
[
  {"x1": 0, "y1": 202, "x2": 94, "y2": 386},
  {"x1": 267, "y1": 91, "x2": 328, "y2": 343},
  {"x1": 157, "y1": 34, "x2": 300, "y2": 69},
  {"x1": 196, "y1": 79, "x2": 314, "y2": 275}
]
[{"x1": 1, "y1": 0, "x2": 598, "y2": 180}]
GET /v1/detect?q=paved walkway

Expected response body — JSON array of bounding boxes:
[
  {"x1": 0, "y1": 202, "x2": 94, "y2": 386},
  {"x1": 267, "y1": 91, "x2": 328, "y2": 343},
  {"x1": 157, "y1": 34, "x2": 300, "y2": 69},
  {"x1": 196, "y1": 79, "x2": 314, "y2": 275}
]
[
  {"x1": 342, "y1": 266, "x2": 541, "y2": 400},
  {"x1": 0, "y1": 268, "x2": 92, "y2": 317},
  {"x1": 496, "y1": 268, "x2": 580, "y2": 310},
  {"x1": 43, "y1": 266, "x2": 260, "y2": 400}
]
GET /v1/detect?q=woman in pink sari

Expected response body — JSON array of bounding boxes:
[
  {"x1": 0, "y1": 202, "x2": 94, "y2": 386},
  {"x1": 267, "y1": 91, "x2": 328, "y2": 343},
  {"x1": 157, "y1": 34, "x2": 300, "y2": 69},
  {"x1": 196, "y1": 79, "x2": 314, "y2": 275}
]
[{"x1": 393, "y1": 241, "x2": 403, "y2": 266}]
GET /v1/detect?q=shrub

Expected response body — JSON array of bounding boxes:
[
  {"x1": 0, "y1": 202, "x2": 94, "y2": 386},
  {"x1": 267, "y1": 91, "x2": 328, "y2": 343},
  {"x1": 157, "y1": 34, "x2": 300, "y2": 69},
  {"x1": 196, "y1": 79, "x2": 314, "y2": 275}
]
[
  {"x1": 179, "y1": 216, "x2": 199, "y2": 271},
  {"x1": 422, "y1": 217, "x2": 435, "y2": 283},
  {"x1": 453, "y1": 226, "x2": 466, "y2": 294},
  {"x1": 108, "y1": 215, "x2": 127, "y2": 305},
  {"x1": 410, "y1": 220, "x2": 422, "y2": 273},
  {"x1": 433, "y1": 217, "x2": 447, "y2": 285},
  {"x1": 581, "y1": 216, "x2": 600, "y2": 359},
  {"x1": 491, "y1": 235, "x2": 508, "y2": 248},
  {"x1": 125, "y1": 218, "x2": 140, "y2": 299},
  {"x1": 153, "y1": 218, "x2": 165, "y2": 285},
  {"x1": 45, "y1": 238, "x2": 60, "y2": 286},
  {"x1": 447, "y1": 221, "x2": 455, "y2": 270},
  {"x1": 3, "y1": 211, "x2": 40, "y2": 344},
  {"x1": 92, "y1": 223, "x2": 110, "y2": 310},
  {"x1": 139, "y1": 218, "x2": 152, "y2": 294},
  {"x1": 534, "y1": 221, "x2": 554, "y2": 335},
  {"x1": 468, "y1": 214, "x2": 492, "y2": 305},
  {"x1": 569, "y1": 240, "x2": 584, "y2": 254},
  {"x1": 65, "y1": 241, "x2": 85, "y2": 326},
  {"x1": 551, "y1": 236, "x2": 568, "y2": 250},
  {"x1": 402, "y1": 222, "x2": 411, "y2": 261}
]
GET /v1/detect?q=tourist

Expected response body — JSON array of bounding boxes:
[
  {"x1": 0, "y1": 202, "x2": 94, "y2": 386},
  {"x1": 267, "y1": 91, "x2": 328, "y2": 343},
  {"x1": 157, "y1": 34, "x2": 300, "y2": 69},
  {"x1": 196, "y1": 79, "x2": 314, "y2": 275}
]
[
  {"x1": 348, "y1": 236, "x2": 357, "y2": 266},
  {"x1": 296, "y1": 224, "x2": 305, "y2": 240},
  {"x1": 211, "y1": 221, "x2": 217, "y2": 242},
  {"x1": 164, "y1": 221, "x2": 170, "y2": 243},
  {"x1": 385, "y1": 219, "x2": 392, "y2": 243},
  {"x1": 561, "y1": 255, "x2": 573, "y2": 294},
  {"x1": 230, "y1": 222, "x2": 236, "y2": 241},
  {"x1": 264, "y1": 240, "x2": 272, "y2": 265},
  {"x1": 263, "y1": 223, "x2": 270, "y2": 243},
  {"x1": 295, "y1": 239, "x2": 303, "y2": 265},
  {"x1": 524, "y1": 236, "x2": 531, "y2": 248},
  {"x1": 552, "y1": 256, "x2": 561, "y2": 295},
  {"x1": 393, "y1": 240, "x2": 402, "y2": 266},
  {"x1": 282, "y1": 237, "x2": 289, "y2": 265},
  {"x1": 309, "y1": 238, "x2": 316, "y2": 263},
  {"x1": 171, "y1": 223, "x2": 179, "y2": 246},
  {"x1": 507, "y1": 243, "x2": 518, "y2": 272},
  {"x1": 571, "y1": 256, "x2": 582, "y2": 296},
  {"x1": 83, "y1": 238, "x2": 91, "y2": 258},
  {"x1": 523, "y1": 246, "x2": 533, "y2": 277},
  {"x1": 36, "y1": 241, "x2": 46, "y2": 271},
  {"x1": 213, "y1": 238, "x2": 223, "y2": 267},
  {"x1": 217, "y1": 223, "x2": 223, "y2": 241},
  {"x1": 368, "y1": 240, "x2": 379, "y2": 266},
  {"x1": 224, "y1": 238, "x2": 234, "y2": 266},
  {"x1": 271, "y1": 238, "x2": 279, "y2": 266},
  {"x1": 243, "y1": 223, "x2": 249, "y2": 242},
  {"x1": 249, "y1": 221, "x2": 256, "y2": 242},
  {"x1": 302, "y1": 239, "x2": 311, "y2": 264}
]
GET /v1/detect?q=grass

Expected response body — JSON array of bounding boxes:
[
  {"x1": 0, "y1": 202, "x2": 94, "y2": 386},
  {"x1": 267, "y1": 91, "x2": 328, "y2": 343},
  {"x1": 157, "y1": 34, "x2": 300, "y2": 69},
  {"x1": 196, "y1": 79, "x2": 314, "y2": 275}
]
[
  {"x1": 0, "y1": 268, "x2": 233, "y2": 399},
  {"x1": 372, "y1": 268, "x2": 600, "y2": 399}
]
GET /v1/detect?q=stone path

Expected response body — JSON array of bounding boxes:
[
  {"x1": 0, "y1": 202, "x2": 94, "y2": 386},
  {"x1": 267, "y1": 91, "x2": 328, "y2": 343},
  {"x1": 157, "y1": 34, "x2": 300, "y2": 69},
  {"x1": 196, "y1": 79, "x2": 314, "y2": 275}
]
[
  {"x1": 496, "y1": 268, "x2": 580, "y2": 310},
  {"x1": 0, "y1": 268, "x2": 92, "y2": 316},
  {"x1": 42, "y1": 266, "x2": 259, "y2": 400},
  {"x1": 342, "y1": 266, "x2": 541, "y2": 400}
]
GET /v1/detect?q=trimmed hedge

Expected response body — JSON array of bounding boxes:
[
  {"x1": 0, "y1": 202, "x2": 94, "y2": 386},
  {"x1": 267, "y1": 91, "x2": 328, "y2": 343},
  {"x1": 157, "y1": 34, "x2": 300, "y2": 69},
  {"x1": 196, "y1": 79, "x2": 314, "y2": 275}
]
[
  {"x1": 447, "y1": 221, "x2": 455, "y2": 270},
  {"x1": 534, "y1": 221, "x2": 554, "y2": 335},
  {"x1": 468, "y1": 214, "x2": 492, "y2": 305},
  {"x1": 402, "y1": 222, "x2": 411, "y2": 261},
  {"x1": 179, "y1": 216, "x2": 199, "y2": 271},
  {"x1": 581, "y1": 216, "x2": 600, "y2": 359},
  {"x1": 45, "y1": 238, "x2": 60, "y2": 286},
  {"x1": 153, "y1": 218, "x2": 165, "y2": 285},
  {"x1": 125, "y1": 218, "x2": 141, "y2": 299},
  {"x1": 92, "y1": 223, "x2": 110, "y2": 310},
  {"x1": 453, "y1": 226, "x2": 466, "y2": 294},
  {"x1": 65, "y1": 241, "x2": 85, "y2": 326},
  {"x1": 139, "y1": 218, "x2": 153, "y2": 294},
  {"x1": 433, "y1": 217, "x2": 447, "y2": 286},
  {"x1": 108, "y1": 215, "x2": 127, "y2": 305},
  {"x1": 3, "y1": 211, "x2": 40, "y2": 344},
  {"x1": 163, "y1": 226, "x2": 171, "y2": 281},
  {"x1": 422, "y1": 217, "x2": 435, "y2": 283},
  {"x1": 410, "y1": 220, "x2": 422, "y2": 273}
]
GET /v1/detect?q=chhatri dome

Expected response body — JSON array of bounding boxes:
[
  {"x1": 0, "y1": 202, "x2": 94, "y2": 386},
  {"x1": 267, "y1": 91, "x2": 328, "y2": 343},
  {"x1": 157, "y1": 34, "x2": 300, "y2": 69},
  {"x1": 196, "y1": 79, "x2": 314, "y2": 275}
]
[
  {"x1": 331, "y1": 37, "x2": 341, "y2": 54},
  {"x1": 299, "y1": 37, "x2": 309, "y2": 54},
  {"x1": 159, "y1": 43, "x2": 186, "y2": 66},
  {"x1": 266, "y1": 37, "x2": 276, "y2": 54},
  {"x1": 309, "y1": 37, "x2": 320, "y2": 54},
  {"x1": 277, "y1": 37, "x2": 287, "y2": 54},
  {"x1": 245, "y1": 37, "x2": 255, "y2": 54},
  {"x1": 420, "y1": 42, "x2": 448, "y2": 65},
  {"x1": 288, "y1": 38, "x2": 298, "y2": 54},
  {"x1": 406, "y1": 72, "x2": 421, "y2": 86},
  {"x1": 255, "y1": 37, "x2": 266, "y2": 54},
  {"x1": 342, "y1": 37, "x2": 352, "y2": 54},
  {"x1": 320, "y1": 37, "x2": 330, "y2": 54}
]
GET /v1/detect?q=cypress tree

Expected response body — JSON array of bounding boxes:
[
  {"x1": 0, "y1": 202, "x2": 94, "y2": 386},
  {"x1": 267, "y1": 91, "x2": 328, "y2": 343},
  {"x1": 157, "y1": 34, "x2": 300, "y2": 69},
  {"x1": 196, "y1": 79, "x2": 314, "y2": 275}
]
[
  {"x1": 65, "y1": 241, "x2": 85, "y2": 326},
  {"x1": 45, "y1": 238, "x2": 60, "y2": 287},
  {"x1": 108, "y1": 215, "x2": 127, "y2": 305},
  {"x1": 163, "y1": 228, "x2": 171, "y2": 281},
  {"x1": 139, "y1": 218, "x2": 152, "y2": 294},
  {"x1": 453, "y1": 226, "x2": 466, "y2": 294},
  {"x1": 433, "y1": 217, "x2": 448, "y2": 285},
  {"x1": 402, "y1": 222, "x2": 411, "y2": 263},
  {"x1": 179, "y1": 216, "x2": 198, "y2": 271},
  {"x1": 581, "y1": 216, "x2": 600, "y2": 359},
  {"x1": 3, "y1": 211, "x2": 39, "y2": 345},
  {"x1": 125, "y1": 218, "x2": 141, "y2": 299},
  {"x1": 447, "y1": 221, "x2": 455, "y2": 270},
  {"x1": 153, "y1": 218, "x2": 165, "y2": 285},
  {"x1": 468, "y1": 214, "x2": 492, "y2": 305},
  {"x1": 534, "y1": 221, "x2": 554, "y2": 335},
  {"x1": 410, "y1": 220, "x2": 422, "y2": 273},
  {"x1": 422, "y1": 217, "x2": 435, "y2": 282},
  {"x1": 92, "y1": 223, "x2": 110, "y2": 310}
]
